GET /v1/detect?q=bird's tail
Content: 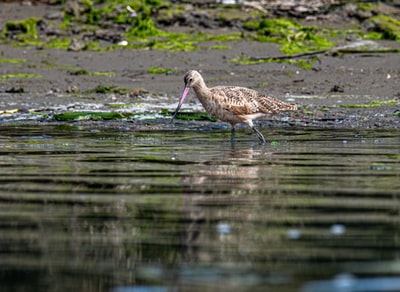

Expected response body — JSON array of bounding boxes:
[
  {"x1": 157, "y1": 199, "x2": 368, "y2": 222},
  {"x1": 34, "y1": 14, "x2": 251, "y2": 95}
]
[
  {"x1": 259, "y1": 96, "x2": 297, "y2": 114},
  {"x1": 284, "y1": 103, "x2": 297, "y2": 111}
]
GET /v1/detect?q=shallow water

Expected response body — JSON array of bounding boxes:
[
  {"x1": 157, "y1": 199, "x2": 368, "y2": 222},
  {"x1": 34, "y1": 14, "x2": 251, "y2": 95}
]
[{"x1": 0, "y1": 125, "x2": 399, "y2": 291}]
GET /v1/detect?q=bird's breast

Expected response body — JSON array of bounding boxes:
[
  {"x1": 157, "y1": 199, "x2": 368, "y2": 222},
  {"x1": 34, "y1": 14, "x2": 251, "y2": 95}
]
[{"x1": 198, "y1": 98, "x2": 244, "y2": 124}]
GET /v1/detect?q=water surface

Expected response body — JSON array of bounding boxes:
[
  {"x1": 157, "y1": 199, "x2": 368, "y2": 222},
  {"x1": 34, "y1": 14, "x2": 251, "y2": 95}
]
[{"x1": 0, "y1": 125, "x2": 399, "y2": 291}]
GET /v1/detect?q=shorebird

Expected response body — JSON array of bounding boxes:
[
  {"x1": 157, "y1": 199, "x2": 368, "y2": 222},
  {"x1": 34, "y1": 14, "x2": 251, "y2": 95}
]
[{"x1": 170, "y1": 70, "x2": 297, "y2": 144}]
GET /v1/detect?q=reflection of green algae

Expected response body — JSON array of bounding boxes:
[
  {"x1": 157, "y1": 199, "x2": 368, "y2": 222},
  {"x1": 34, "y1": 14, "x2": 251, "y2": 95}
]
[{"x1": 0, "y1": 73, "x2": 42, "y2": 79}]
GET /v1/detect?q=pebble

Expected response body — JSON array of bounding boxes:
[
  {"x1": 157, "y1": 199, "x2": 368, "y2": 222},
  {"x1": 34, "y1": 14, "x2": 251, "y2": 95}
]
[
  {"x1": 216, "y1": 223, "x2": 231, "y2": 235},
  {"x1": 330, "y1": 224, "x2": 346, "y2": 235}
]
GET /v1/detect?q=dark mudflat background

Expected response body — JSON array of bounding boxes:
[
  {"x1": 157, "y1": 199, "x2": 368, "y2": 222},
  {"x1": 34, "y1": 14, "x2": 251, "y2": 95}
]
[{"x1": 0, "y1": 1, "x2": 399, "y2": 129}]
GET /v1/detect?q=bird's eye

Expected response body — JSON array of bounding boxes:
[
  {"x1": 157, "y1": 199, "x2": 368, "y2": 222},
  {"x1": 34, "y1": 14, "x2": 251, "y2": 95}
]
[{"x1": 189, "y1": 78, "x2": 193, "y2": 83}]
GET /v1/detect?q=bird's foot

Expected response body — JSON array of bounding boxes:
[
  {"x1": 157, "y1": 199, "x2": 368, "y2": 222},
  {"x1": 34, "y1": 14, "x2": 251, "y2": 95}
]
[
  {"x1": 252, "y1": 126, "x2": 266, "y2": 145},
  {"x1": 230, "y1": 127, "x2": 235, "y2": 144}
]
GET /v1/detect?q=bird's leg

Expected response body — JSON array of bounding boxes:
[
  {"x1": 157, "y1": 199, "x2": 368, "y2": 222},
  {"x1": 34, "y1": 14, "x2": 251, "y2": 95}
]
[
  {"x1": 230, "y1": 126, "x2": 235, "y2": 144},
  {"x1": 252, "y1": 126, "x2": 266, "y2": 144}
]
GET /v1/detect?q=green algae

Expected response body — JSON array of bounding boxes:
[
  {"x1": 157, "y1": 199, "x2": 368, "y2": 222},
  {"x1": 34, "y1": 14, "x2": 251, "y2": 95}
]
[
  {"x1": 127, "y1": 16, "x2": 162, "y2": 39},
  {"x1": 106, "y1": 103, "x2": 135, "y2": 109},
  {"x1": 1, "y1": 1, "x2": 397, "y2": 57},
  {"x1": 148, "y1": 66, "x2": 175, "y2": 74},
  {"x1": 91, "y1": 71, "x2": 115, "y2": 77},
  {"x1": 340, "y1": 99, "x2": 398, "y2": 109},
  {"x1": 85, "y1": 84, "x2": 131, "y2": 94},
  {"x1": 366, "y1": 15, "x2": 400, "y2": 41},
  {"x1": 0, "y1": 58, "x2": 27, "y2": 63},
  {"x1": 125, "y1": 30, "x2": 241, "y2": 52},
  {"x1": 2, "y1": 17, "x2": 38, "y2": 42},
  {"x1": 244, "y1": 18, "x2": 333, "y2": 55},
  {"x1": 0, "y1": 73, "x2": 42, "y2": 79},
  {"x1": 211, "y1": 45, "x2": 230, "y2": 50},
  {"x1": 68, "y1": 68, "x2": 115, "y2": 77},
  {"x1": 52, "y1": 108, "x2": 207, "y2": 122},
  {"x1": 230, "y1": 53, "x2": 317, "y2": 69},
  {"x1": 53, "y1": 111, "x2": 130, "y2": 121},
  {"x1": 217, "y1": 6, "x2": 262, "y2": 24},
  {"x1": 357, "y1": 3, "x2": 376, "y2": 12},
  {"x1": 155, "y1": 4, "x2": 185, "y2": 25},
  {"x1": 270, "y1": 141, "x2": 280, "y2": 146},
  {"x1": 61, "y1": 0, "x2": 242, "y2": 52},
  {"x1": 43, "y1": 37, "x2": 71, "y2": 50},
  {"x1": 161, "y1": 109, "x2": 217, "y2": 122},
  {"x1": 82, "y1": 0, "x2": 168, "y2": 38},
  {"x1": 0, "y1": 1, "x2": 240, "y2": 52}
]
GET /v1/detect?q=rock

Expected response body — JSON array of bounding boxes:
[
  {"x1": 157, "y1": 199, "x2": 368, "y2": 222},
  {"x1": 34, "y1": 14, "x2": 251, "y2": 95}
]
[
  {"x1": 330, "y1": 85, "x2": 344, "y2": 93},
  {"x1": 66, "y1": 85, "x2": 79, "y2": 93},
  {"x1": 5, "y1": 87, "x2": 24, "y2": 93},
  {"x1": 44, "y1": 12, "x2": 64, "y2": 20},
  {"x1": 68, "y1": 38, "x2": 85, "y2": 51}
]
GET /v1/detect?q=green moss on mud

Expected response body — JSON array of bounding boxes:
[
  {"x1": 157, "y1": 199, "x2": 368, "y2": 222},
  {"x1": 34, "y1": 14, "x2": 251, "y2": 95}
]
[
  {"x1": 85, "y1": 84, "x2": 131, "y2": 94},
  {"x1": 1, "y1": 1, "x2": 398, "y2": 56},
  {"x1": 211, "y1": 45, "x2": 230, "y2": 50},
  {"x1": 231, "y1": 53, "x2": 317, "y2": 69},
  {"x1": 2, "y1": 17, "x2": 39, "y2": 43},
  {"x1": 68, "y1": 68, "x2": 115, "y2": 77},
  {"x1": 148, "y1": 66, "x2": 175, "y2": 74},
  {"x1": 53, "y1": 111, "x2": 129, "y2": 121},
  {"x1": 156, "y1": 4, "x2": 185, "y2": 24},
  {"x1": 0, "y1": 73, "x2": 42, "y2": 79},
  {"x1": 244, "y1": 18, "x2": 333, "y2": 55},
  {"x1": 126, "y1": 17, "x2": 163, "y2": 39},
  {"x1": 340, "y1": 99, "x2": 398, "y2": 109},
  {"x1": 0, "y1": 58, "x2": 27, "y2": 63},
  {"x1": 217, "y1": 6, "x2": 262, "y2": 24},
  {"x1": 366, "y1": 15, "x2": 400, "y2": 41},
  {"x1": 161, "y1": 109, "x2": 217, "y2": 122},
  {"x1": 357, "y1": 3, "x2": 376, "y2": 12}
]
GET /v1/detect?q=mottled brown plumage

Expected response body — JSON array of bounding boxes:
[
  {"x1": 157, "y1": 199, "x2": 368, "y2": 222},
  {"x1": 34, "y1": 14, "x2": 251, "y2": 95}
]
[{"x1": 171, "y1": 70, "x2": 297, "y2": 144}]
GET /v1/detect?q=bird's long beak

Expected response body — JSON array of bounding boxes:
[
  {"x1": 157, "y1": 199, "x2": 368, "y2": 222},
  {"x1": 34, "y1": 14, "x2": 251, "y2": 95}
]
[{"x1": 170, "y1": 86, "x2": 190, "y2": 124}]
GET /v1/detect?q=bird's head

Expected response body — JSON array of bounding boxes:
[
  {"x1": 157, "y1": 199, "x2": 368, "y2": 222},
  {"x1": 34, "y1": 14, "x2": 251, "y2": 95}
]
[
  {"x1": 170, "y1": 70, "x2": 203, "y2": 124},
  {"x1": 183, "y1": 70, "x2": 202, "y2": 88}
]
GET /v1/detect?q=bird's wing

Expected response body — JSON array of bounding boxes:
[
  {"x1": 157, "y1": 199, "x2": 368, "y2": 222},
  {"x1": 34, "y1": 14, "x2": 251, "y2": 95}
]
[
  {"x1": 211, "y1": 86, "x2": 293, "y2": 115},
  {"x1": 211, "y1": 86, "x2": 258, "y2": 116}
]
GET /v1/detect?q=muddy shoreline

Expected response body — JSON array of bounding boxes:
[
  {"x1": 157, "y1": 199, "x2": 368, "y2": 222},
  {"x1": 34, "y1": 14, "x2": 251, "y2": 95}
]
[{"x1": 0, "y1": 2, "x2": 399, "y2": 130}]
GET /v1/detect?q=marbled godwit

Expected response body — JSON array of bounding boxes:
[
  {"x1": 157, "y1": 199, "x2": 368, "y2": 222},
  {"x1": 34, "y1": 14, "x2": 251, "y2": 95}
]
[{"x1": 170, "y1": 70, "x2": 296, "y2": 144}]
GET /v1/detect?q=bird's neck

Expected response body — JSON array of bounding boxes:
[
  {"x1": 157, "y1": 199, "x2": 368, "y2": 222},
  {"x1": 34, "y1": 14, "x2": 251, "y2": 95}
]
[{"x1": 192, "y1": 79, "x2": 211, "y2": 103}]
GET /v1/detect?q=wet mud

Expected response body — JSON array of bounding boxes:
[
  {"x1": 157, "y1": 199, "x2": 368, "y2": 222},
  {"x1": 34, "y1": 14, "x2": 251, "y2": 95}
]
[{"x1": 0, "y1": 1, "x2": 399, "y2": 129}]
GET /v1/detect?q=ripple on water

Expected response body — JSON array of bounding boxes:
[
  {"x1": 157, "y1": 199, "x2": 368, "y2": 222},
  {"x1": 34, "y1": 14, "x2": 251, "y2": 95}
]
[{"x1": 0, "y1": 125, "x2": 399, "y2": 291}]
